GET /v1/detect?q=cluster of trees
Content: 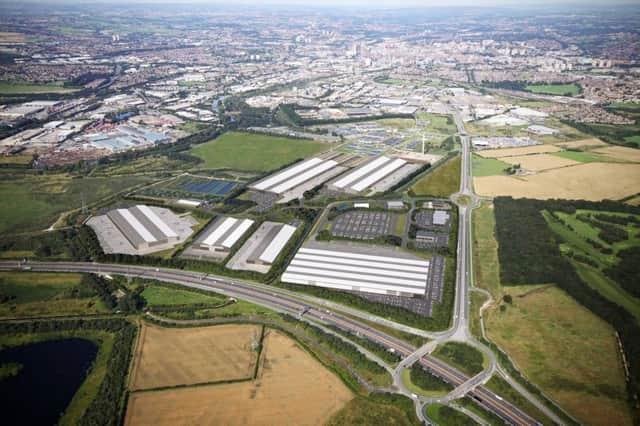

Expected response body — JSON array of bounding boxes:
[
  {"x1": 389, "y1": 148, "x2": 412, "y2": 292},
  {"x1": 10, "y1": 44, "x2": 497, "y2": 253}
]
[
  {"x1": 593, "y1": 213, "x2": 640, "y2": 227},
  {"x1": 435, "y1": 342, "x2": 484, "y2": 376},
  {"x1": 561, "y1": 120, "x2": 639, "y2": 149},
  {"x1": 278, "y1": 313, "x2": 387, "y2": 377},
  {"x1": 410, "y1": 364, "x2": 453, "y2": 392},
  {"x1": 605, "y1": 247, "x2": 640, "y2": 298},
  {"x1": 327, "y1": 325, "x2": 401, "y2": 365},
  {"x1": 577, "y1": 213, "x2": 628, "y2": 244},
  {"x1": 0, "y1": 318, "x2": 136, "y2": 426},
  {"x1": 493, "y1": 196, "x2": 640, "y2": 402}
]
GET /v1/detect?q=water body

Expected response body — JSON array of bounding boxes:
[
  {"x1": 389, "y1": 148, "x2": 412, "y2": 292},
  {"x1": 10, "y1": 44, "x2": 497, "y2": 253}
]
[{"x1": 0, "y1": 338, "x2": 98, "y2": 425}]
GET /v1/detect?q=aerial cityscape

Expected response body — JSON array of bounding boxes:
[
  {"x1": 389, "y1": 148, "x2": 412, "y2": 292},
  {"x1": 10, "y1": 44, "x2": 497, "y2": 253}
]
[{"x1": 0, "y1": 1, "x2": 638, "y2": 425}]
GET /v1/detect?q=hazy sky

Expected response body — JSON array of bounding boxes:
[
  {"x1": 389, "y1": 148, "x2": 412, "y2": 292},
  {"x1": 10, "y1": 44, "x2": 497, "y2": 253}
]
[{"x1": 7, "y1": 0, "x2": 639, "y2": 7}]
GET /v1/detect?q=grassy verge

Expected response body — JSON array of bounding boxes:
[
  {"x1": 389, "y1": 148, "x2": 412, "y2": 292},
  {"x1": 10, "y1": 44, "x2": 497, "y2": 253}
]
[
  {"x1": 402, "y1": 365, "x2": 453, "y2": 397},
  {"x1": 410, "y1": 155, "x2": 461, "y2": 197},
  {"x1": 485, "y1": 375, "x2": 554, "y2": 425},
  {"x1": 472, "y1": 154, "x2": 510, "y2": 177}
]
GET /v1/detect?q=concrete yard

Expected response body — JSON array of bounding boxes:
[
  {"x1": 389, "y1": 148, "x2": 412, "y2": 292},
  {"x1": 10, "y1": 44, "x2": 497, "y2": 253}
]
[
  {"x1": 330, "y1": 211, "x2": 392, "y2": 240},
  {"x1": 88, "y1": 205, "x2": 197, "y2": 255}
]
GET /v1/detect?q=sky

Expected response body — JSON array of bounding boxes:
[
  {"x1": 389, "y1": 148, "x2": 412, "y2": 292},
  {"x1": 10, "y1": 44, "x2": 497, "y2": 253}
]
[{"x1": 6, "y1": 0, "x2": 639, "y2": 7}]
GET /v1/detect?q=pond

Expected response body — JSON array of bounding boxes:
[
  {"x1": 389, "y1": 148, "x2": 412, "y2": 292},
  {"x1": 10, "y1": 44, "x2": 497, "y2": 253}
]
[{"x1": 0, "y1": 338, "x2": 98, "y2": 425}]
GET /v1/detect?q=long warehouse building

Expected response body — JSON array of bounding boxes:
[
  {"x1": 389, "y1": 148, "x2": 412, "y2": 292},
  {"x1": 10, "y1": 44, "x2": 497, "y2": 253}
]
[
  {"x1": 106, "y1": 205, "x2": 179, "y2": 251},
  {"x1": 330, "y1": 155, "x2": 407, "y2": 193},
  {"x1": 282, "y1": 247, "x2": 429, "y2": 296},
  {"x1": 250, "y1": 157, "x2": 338, "y2": 195},
  {"x1": 200, "y1": 217, "x2": 255, "y2": 252}
]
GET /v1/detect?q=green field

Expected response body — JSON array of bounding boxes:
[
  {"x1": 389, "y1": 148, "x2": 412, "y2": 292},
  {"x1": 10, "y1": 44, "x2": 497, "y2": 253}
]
[
  {"x1": 425, "y1": 403, "x2": 475, "y2": 426},
  {"x1": 624, "y1": 135, "x2": 640, "y2": 145},
  {"x1": 0, "y1": 81, "x2": 79, "y2": 94},
  {"x1": 472, "y1": 202, "x2": 501, "y2": 297},
  {"x1": 141, "y1": 285, "x2": 225, "y2": 306},
  {"x1": 0, "y1": 272, "x2": 108, "y2": 318},
  {"x1": 189, "y1": 131, "x2": 328, "y2": 172},
  {"x1": 485, "y1": 284, "x2": 632, "y2": 426},
  {"x1": 327, "y1": 397, "x2": 413, "y2": 426},
  {"x1": 432, "y1": 341, "x2": 485, "y2": 377},
  {"x1": 543, "y1": 209, "x2": 640, "y2": 321},
  {"x1": 416, "y1": 112, "x2": 457, "y2": 134},
  {"x1": 0, "y1": 174, "x2": 150, "y2": 234},
  {"x1": 410, "y1": 155, "x2": 461, "y2": 197},
  {"x1": 525, "y1": 84, "x2": 580, "y2": 96},
  {"x1": 550, "y1": 150, "x2": 609, "y2": 163},
  {"x1": 472, "y1": 154, "x2": 510, "y2": 176}
]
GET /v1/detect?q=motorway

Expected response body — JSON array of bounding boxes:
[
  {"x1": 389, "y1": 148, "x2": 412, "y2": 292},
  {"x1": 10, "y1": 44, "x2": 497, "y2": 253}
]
[
  {"x1": 0, "y1": 258, "x2": 538, "y2": 426},
  {"x1": 0, "y1": 115, "x2": 548, "y2": 426}
]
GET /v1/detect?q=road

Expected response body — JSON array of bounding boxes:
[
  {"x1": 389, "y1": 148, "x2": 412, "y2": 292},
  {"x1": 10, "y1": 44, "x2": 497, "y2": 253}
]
[{"x1": 0, "y1": 259, "x2": 538, "y2": 426}]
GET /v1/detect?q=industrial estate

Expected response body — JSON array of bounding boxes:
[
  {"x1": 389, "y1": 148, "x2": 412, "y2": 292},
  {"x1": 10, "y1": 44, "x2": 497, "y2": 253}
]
[{"x1": 0, "y1": 2, "x2": 639, "y2": 426}]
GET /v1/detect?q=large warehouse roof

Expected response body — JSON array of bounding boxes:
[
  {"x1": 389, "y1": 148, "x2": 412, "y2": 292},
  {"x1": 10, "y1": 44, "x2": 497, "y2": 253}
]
[
  {"x1": 253, "y1": 157, "x2": 323, "y2": 191},
  {"x1": 282, "y1": 247, "x2": 429, "y2": 296},
  {"x1": 137, "y1": 204, "x2": 178, "y2": 238},
  {"x1": 117, "y1": 208, "x2": 156, "y2": 243},
  {"x1": 259, "y1": 224, "x2": 297, "y2": 264},
  {"x1": 250, "y1": 157, "x2": 338, "y2": 195},
  {"x1": 331, "y1": 156, "x2": 407, "y2": 193},
  {"x1": 202, "y1": 217, "x2": 255, "y2": 250}
]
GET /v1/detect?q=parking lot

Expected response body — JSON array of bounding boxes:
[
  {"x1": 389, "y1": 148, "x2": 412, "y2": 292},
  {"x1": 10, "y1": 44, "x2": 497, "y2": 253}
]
[
  {"x1": 426, "y1": 255, "x2": 446, "y2": 303},
  {"x1": 331, "y1": 211, "x2": 392, "y2": 240},
  {"x1": 415, "y1": 231, "x2": 449, "y2": 249}
]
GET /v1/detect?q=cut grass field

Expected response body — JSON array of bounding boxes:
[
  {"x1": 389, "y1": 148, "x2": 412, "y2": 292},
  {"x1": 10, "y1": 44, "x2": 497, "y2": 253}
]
[
  {"x1": 485, "y1": 284, "x2": 632, "y2": 426},
  {"x1": 0, "y1": 174, "x2": 150, "y2": 234},
  {"x1": 410, "y1": 155, "x2": 461, "y2": 197},
  {"x1": 126, "y1": 329, "x2": 353, "y2": 425},
  {"x1": 525, "y1": 84, "x2": 580, "y2": 96},
  {"x1": 0, "y1": 272, "x2": 108, "y2": 318},
  {"x1": 189, "y1": 131, "x2": 328, "y2": 172},
  {"x1": 472, "y1": 154, "x2": 509, "y2": 177},
  {"x1": 476, "y1": 144, "x2": 562, "y2": 158},
  {"x1": 129, "y1": 323, "x2": 261, "y2": 390},
  {"x1": 0, "y1": 81, "x2": 80, "y2": 94}
]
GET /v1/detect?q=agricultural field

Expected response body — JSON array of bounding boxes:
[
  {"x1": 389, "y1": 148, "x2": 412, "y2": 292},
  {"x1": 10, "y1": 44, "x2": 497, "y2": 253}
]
[
  {"x1": 0, "y1": 272, "x2": 108, "y2": 318},
  {"x1": 476, "y1": 144, "x2": 562, "y2": 158},
  {"x1": 499, "y1": 153, "x2": 579, "y2": 171},
  {"x1": 473, "y1": 162, "x2": 640, "y2": 200},
  {"x1": 189, "y1": 131, "x2": 328, "y2": 172},
  {"x1": 591, "y1": 145, "x2": 640, "y2": 163},
  {"x1": 550, "y1": 150, "x2": 609, "y2": 163},
  {"x1": 129, "y1": 323, "x2": 261, "y2": 390},
  {"x1": 0, "y1": 174, "x2": 150, "y2": 235},
  {"x1": 554, "y1": 138, "x2": 607, "y2": 150},
  {"x1": 138, "y1": 174, "x2": 241, "y2": 201},
  {"x1": 524, "y1": 84, "x2": 580, "y2": 96},
  {"x1": 0, "y1": 81, "x2": 79, "y2": 94},
  {"x1": 485, "y1": 284, "x2": 632, "y2": 426},
  {"x1": 410, "y1": 155, "x2": 461, "y2": 197},
  {"x1": 125, "y1": 329, "x2": 353, "y2": 425}
]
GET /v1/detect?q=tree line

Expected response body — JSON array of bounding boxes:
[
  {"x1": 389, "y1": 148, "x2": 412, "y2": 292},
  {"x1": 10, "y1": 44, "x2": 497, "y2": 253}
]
[{"x1": 493, "y1": 196, "x2": 640, "y2": 405}]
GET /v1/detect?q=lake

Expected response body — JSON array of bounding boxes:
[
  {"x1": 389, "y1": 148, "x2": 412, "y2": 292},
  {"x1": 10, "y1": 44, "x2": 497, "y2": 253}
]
[{"x1": 0, "y1": 338, "x2": 98, "y2": 425}]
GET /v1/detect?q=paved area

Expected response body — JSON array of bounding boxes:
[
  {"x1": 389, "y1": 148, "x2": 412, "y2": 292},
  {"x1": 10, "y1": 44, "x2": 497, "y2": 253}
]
[
  {"x1": 226, "y1": 221, "x2": 280, "y2": 274},
  {"x1": 330, "y1": 211, "x2": 391, "y2": 240},
  {"x1": 357, "y1": 292, "x2": 433, "y2": 316},
  {"x1": 426, "y1": 255, "x2": 446, "y2": 303},
  {"x1": 415, "y1": 231, "x2": 449, "y2": 249}
]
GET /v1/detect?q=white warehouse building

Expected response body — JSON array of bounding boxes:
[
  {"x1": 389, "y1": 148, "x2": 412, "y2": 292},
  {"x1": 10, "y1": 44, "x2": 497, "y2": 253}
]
[
  {"x1": 200, "y1": 217, "x2": 255, "y2": 252},
  {"x1": 282, "y1": 247, "x2": 429, "y2": 296}
]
